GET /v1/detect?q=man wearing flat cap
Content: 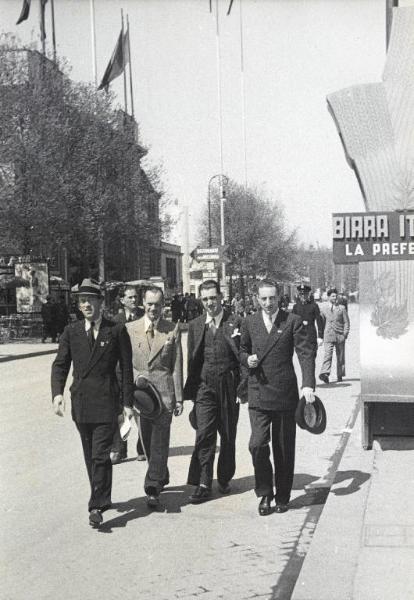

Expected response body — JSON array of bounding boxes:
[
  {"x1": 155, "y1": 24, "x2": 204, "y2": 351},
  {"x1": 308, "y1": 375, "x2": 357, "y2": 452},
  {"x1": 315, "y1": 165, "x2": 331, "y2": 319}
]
[
  {"x1": 126, "y1": 286, "x2": 183, "y2": 508},
  {"x1": 292, "y1": 283, "x2": 324, "y2": 360},
  {"x1": 51, "y1": 278, "x2": 134, "y2": 528}
]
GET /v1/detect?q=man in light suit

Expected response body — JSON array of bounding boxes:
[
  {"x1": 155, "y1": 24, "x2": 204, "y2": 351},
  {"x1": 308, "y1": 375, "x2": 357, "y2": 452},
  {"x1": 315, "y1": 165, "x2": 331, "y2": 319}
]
[
  {"x1": 126, "y1": 286, "x2": 183, "y2": 508},
  {"x1": 51, "y1": 279, "x2": 134, "y2": 527},
  {"x1": 110, "y1": 285, "x2": 145, "y2": 463},
  {"x1": 319, "y1": 287, "x2": 350, "y2": 384},
  {"x1": 240, "y1": 279, "x2": 315, "y2": 516}
]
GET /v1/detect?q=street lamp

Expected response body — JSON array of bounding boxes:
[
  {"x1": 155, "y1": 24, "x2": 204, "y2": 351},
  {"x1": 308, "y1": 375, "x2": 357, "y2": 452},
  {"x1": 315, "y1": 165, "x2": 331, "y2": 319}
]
[{"x1": 208, "y1": 174, "x2": 228, "y2": 248}]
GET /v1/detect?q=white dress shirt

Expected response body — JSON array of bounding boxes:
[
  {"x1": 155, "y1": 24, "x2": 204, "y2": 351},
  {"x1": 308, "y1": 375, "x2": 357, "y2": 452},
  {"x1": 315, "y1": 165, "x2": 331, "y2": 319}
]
[
  {"x1": 205, "y1": 310, "x2": 224, "y2": 329},
  {"x1": 144, "y1": 315, "x2": 160, "y2": 333},
  {"x1": 84, "y1": 316, "x2": 102, "y2": 340},
  {"x1": 262, "y1": 309, "x2": 278, "y2": 334}
]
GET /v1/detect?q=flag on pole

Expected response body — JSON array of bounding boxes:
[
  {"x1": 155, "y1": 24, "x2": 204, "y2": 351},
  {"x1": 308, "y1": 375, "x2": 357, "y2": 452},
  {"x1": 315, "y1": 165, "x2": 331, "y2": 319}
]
[
  {"x1": 16, "y1": 0, "x2": 31, "y2": 25},
  {"x1": 40, "y1": 0, "x2": 48, "y2": 40},
  {"x1": 98, "y1": 29, "x2": 129, "y2": 91}
]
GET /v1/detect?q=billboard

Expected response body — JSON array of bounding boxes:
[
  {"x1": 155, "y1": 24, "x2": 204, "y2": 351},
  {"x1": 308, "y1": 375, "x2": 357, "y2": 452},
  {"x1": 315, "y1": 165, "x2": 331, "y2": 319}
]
[
  {"x1": 15, "y1": 261, "x2": 49, "y2": 313},
  {"x1": 332, "y1": 211, "x2": 414, "y2": 263}
]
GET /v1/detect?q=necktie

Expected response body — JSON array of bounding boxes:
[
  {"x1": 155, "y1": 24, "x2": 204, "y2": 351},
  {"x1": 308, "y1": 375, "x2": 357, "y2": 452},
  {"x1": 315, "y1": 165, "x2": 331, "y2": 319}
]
[
  {"x1": 147, "y1": 322, "x2": 154, "y2": 348},
  {"x1": 87, "y1": 321, "x2": 95, "y2": 350},
  {"x1": 127, "y1": 314, "x2": 134, "y2": 322},
  {"x1": 209, "y1": 318, "x2": 216, "y2": 335}
]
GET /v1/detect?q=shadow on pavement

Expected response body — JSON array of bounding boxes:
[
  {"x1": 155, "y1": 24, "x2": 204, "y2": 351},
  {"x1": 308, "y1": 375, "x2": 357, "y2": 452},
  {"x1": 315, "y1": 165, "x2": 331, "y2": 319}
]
[
  {"x1": 331, "y1": 469, "x2": 370, "y2": 495},
  {"x1": 169, "y1": 445, "x2": 195, "y2": 457}
]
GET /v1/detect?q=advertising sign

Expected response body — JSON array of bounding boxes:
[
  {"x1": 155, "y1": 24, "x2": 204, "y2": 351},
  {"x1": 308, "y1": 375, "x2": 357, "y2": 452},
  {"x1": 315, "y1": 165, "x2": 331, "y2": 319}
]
[
  {"x1": 15, "y1": 261, "x2": 49, "y2": 313},
  {"x1": 332, "y1": 211, "x2": 414, "y2": 263},
  {"x1": 192, "y1": 245, "x2": 230, "y2": 263}
]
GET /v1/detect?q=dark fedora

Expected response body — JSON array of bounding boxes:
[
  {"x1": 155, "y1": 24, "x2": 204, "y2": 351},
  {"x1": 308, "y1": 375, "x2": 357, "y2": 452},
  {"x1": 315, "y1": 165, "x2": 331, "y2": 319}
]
[
  {"x1": 73, "y1": 278, "x2": 103, "y2": 297},
  {"x1": 132, "y1": 377, "x2": 163, "y2": 420},
  {"x1": 297, "y1": 283, "x2": 311, "y2": 293},
  {"x1": 295, "y1": 395, "x2": 326, "y2": 434},
  {"x1": 188, "y1": 406, "x2": 197, "y2": 430}
]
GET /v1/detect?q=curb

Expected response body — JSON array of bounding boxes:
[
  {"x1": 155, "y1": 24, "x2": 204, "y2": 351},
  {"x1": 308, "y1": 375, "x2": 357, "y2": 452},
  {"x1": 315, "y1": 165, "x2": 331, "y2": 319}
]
[{"x1": 0, "y1": 349, "x2": 58, "y2": 363}]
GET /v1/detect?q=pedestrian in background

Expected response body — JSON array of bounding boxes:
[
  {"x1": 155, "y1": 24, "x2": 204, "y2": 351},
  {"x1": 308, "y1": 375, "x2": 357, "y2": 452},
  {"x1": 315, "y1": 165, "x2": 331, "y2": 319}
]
[
  {"x1": 51, "y1": 278, "x2": 134, "y2": 528},
  {"x1": 41, "y1": 295, "x2": 57, "y2": 343},
  {"x1": 292, "y1": 283, "x2": 324, "y2": 360},
  {"x1": 185, "y1": 280, "x2": 242, "y2": 503},
  {"x1": 240, "y1": 280, "x2": 315, "y2": 516},
  {"x1": 110, "y1": 285, "x2": 146, "y2": 464},
  {"x1": 126, "y1": 286, "x2": 183, "y2": 508},
  {"x1": 55, "y1": 296, "x2": 69, "y2": 340},
  {"x1": 319, "y1": 287, "x2": 350, "y2": 384}
]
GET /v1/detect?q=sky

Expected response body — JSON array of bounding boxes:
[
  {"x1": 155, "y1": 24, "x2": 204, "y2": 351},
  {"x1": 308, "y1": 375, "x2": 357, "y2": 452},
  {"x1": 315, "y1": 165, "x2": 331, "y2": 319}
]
[{"x1": 2, "y1": 0, "x2": 414, "y2": 249}]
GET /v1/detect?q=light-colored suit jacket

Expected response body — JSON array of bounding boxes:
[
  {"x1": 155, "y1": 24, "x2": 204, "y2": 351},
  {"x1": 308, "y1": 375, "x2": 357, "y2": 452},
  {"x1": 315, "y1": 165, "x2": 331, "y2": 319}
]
[
  {"x1": 320, "y1": 302, "x2": 350, "y2": 343},
  {"x1": 126, "y1": 317, "x2": 183, "y2": 412}
]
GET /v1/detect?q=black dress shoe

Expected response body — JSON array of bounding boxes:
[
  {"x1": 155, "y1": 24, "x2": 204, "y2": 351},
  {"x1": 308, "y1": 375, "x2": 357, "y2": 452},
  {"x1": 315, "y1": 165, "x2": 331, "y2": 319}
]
[
  {"x1": 89, "y1": 509, "x2": 103, "y2": 527},
  {"x1": 218, "y1": 482, "x2": 231, "y2": 494},
  {"x1": 275, "y1": 503, "x2": 289, "y2": 513},
  {"x1": 146, "y1": 487, "x2": 160, "y2": 508},
  {"x1": 189, "y1": 486, "x2": 211, "y2": 504},
  {"x1": 136, "y1": 454, "x2": 146, "y2": 461},
  {"x1": 319, "y1": 373, "x2": 329, "y2": 384},
  {"x1": 258, "y1": 496, "x2": 273, "y2": 516},
  {"x1": 337, "y1": 376, "x2": 343, "y2": 382}
]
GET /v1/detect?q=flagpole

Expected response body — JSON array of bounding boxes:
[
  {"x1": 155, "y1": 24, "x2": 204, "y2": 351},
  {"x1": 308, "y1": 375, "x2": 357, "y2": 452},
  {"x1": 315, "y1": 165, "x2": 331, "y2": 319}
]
[
  {"x1": 126, "y1": 14, "x2": 135, "y2": 119},
  {"x1": 121, "y1": 9, "x2": 128, "y2": 115},
  {"x1": 239, "y1": 0, "x2": 247, "y2": 187},
  {"x1": 39, "y1": 0, "x2": 46, "y2": 54},
  {"x1": 215, "y1": 0, "x2": 224, "y2": 178},
  {"x1": 90, "y1": 0, "x2": 98, "y2": 85},
  {"x1": 51, "y1": 0, "x2": 57, "y2": 61}
]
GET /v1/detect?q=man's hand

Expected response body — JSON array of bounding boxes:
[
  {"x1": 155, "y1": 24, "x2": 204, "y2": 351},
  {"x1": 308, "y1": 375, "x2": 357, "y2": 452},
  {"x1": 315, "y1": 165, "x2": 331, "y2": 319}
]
[
  {"x1": 53, "y1": 395, "x2": 65, "y2": 416},
  {"x1": 174, "y1": 401, "x2": 184, "y2": 417},
  {"x1": 317, "y1": 337, "x2": 323, "y2": 347},
  {"x1": 301, "y1": 387, "x2": 315, "y2": 404},
  {"x1": 247, "y1": 353, "x2": 259, "y2": 368}
]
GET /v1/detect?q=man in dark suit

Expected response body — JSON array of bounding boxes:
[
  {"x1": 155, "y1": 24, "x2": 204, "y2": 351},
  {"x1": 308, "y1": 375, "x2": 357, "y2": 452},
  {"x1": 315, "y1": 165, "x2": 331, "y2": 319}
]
[
  {"x1": 292, "y1": 283, "x2": 324, "y2": 360},
  {"x1": 51, "y1": 278, "x2": 134, "y2": 528},
  {"x1": 240, "y1": 279, "x2": 315, "y2": 516},
  {"x1": 110, "y1": 285, "x2": 145, "y2": 463},
  {"x1": 184, "y1": 280, "x2": 242, "y2": 503}
]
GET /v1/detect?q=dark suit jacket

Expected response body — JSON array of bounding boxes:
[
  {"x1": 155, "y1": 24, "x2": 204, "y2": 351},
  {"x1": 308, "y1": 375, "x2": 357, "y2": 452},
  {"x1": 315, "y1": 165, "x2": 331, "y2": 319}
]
[
  {"x1": 112, "y1": 308, "x2": 144, "y2": 325},
  {"x1": 51, "y1": 317, "x2": 134, "y2": 423},
  {"x1": 184, "y1": 312, "x2": 242, "y2": 400},
  {"x1": 240, "y1": 309, "x2": 315, "y2": 411}
]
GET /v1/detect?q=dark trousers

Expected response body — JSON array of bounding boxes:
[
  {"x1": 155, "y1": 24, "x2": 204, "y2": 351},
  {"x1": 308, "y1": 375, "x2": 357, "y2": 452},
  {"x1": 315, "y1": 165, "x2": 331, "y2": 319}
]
[
  {"x1": 76, "y1": 422, "x2": 116, "y2": 512},
  {"x1": 188, "y1": 383, "x2": 240, "y2": 488},
  {"x1": 137, "y1": 411, "x2": 172, "y2": 494},
  {"x1": 248, "y1": 408, "x2": 296, "y2": 504}
]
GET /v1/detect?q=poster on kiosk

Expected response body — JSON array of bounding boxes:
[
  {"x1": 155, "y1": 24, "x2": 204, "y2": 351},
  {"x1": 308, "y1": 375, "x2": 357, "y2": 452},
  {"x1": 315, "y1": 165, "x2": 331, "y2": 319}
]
[{"x1": 15, "y1": 260, "x2": 49, "y2": 313}]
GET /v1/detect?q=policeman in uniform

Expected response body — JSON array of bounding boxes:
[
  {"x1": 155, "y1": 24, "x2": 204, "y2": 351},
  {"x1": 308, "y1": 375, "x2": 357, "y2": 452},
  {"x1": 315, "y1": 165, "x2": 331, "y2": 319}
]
[{"x1": 292, "y1": 283, "x2": 324, "y2": 359}]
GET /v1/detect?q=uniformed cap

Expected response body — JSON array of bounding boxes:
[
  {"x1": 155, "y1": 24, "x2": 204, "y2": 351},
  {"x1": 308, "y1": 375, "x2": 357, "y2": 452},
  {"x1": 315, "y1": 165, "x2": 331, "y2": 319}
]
[{"x1": 297, "y1": 283, "x2": 311, "y2": 293}]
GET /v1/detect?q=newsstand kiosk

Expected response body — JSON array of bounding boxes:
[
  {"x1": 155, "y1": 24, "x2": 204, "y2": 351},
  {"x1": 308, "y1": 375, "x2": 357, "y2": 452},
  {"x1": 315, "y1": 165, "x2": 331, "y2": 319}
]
[{"x1": 327, "y1": 6, "x2": 414, "y2": 449}]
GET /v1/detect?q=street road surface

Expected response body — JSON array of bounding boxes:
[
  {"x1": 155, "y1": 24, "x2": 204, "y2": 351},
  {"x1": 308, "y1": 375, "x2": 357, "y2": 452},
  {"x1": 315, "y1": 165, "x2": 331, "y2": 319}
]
[{"x1": 1, "y1": 305, "x2": 360, "y2": 600}]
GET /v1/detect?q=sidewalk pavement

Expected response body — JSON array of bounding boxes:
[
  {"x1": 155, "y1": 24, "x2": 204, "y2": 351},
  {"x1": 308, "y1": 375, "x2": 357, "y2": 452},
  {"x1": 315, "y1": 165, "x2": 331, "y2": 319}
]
[
  {"x1": 292, "y1": 412, "x2": 414, "y2": 600},
  {"x1": 0, "y1": 341, "x2": 58, "y2": 362}
]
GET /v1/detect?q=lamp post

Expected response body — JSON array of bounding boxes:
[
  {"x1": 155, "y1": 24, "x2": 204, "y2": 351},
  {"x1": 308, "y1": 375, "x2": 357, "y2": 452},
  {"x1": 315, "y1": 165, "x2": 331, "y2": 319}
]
[{"x1": 207, "y1": 174, "x2": 228, "y2": 292}]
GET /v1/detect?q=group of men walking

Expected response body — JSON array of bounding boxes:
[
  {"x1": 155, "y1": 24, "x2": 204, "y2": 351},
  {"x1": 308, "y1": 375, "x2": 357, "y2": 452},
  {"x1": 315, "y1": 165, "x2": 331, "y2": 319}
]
[{"x1": 51, "y1": 277, "x2": 349, "y2": 527}]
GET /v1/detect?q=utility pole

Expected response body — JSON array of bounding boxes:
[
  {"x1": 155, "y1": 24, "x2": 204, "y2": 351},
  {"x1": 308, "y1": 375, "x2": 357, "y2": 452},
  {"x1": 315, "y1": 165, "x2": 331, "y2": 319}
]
[{"x1": 386, "y1": 0, "x2": 399, "y2": 49}]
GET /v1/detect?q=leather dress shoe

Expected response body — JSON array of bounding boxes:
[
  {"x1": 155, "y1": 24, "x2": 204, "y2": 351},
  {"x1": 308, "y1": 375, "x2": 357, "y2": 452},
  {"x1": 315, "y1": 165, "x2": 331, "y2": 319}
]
[
  {"x1": 319, "y1": 373, "x2": 329, "y2": 384},
  {"x1": 218, "y1": 482, "x2": 231, "y2": 494},
  {"x1": 189, "y1": 486, "x2": 211, "y2": 504},
  {"x1": 136, "y1": 454, "x2": 146, "y2": 461},
  {"x1": 275, "y1": 503, "x2": 289, "y2": 513},
  {"x1": 89, "y1": 509, "x2": 103, "y2": 527},
  {"x1": 258, "y1": 496, "x2": 273, "y2": 516},
  {"x1": 146, "y1": 487, "x2": 160, "y2": 508},
  {"x1": 337, "y1": 376, "x2": 343, "y2": 382}
]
